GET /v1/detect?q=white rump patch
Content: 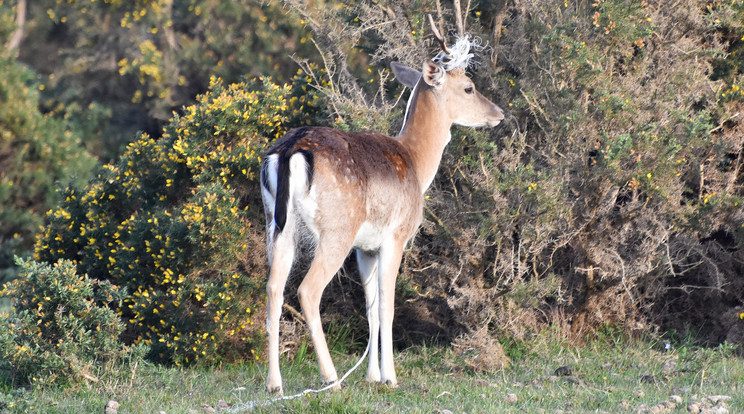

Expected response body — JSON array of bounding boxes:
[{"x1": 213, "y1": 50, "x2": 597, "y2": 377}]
[
  {"x1": 261, "y1": 154, "x2": 280, "y2": 203},
  {"x1": 289, "y1": 153, "x2": 319, "y2": 238}
]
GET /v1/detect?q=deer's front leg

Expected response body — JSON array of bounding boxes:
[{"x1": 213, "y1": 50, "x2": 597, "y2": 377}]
[
  {"x1": 378, "y1": 241, "x2": 404, "y2": 386},
  {"x1": 356, "y1": 249, "x2": 381, "y2": 383}
]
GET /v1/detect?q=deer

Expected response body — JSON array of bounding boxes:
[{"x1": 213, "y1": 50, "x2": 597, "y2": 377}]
[{"x1": 260, "y1": 10, "x2": 505, "y2": 395}]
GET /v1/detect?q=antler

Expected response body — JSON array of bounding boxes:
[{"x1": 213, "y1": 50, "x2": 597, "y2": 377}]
[
  {"x1": 429, "y1": 0, "x2": 470, "y2": 54},
  {"x1": 453, "y1": 0, "x2": 465, "y2": 38},
  {"x1": 427, "y1": 14, "x2": 451, "y2": 55}
]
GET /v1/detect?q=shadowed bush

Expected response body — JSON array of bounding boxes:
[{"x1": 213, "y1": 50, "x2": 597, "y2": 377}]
[
  {"x1": 283, "y1": 0, "x2": 744, "y2": 351},
  {"x1": 0, "y1": 53, "x2": 96, "y2": 284}
]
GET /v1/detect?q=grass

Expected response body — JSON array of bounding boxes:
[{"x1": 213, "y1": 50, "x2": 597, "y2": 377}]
[{"x1": 3, "y1": 333, "x2": 742, "y2": 413}]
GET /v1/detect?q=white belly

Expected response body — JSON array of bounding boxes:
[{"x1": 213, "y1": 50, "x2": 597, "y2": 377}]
[{"x1": 353, "y1": 221, "x2": 387, "y2": 252}]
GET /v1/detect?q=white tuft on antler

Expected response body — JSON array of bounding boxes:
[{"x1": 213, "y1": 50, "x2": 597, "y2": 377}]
[{"x1": 433, "y1": 34, "x2": 486, "y2": 72}]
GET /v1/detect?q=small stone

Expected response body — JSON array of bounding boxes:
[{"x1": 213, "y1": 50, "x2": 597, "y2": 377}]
[
  {"x1": 702, "y1": 407, "x2": 729, "y2": 414},
  {"x1": 651, "y1": 403, "x2": 668, "y2": 413},
  {"x1": 670, "y1": 395, "x2": 683, "y2": 404},
  {"x1": 640, "y1": 373, "x2": 657, "y2": 384},
  {"x1": 688, "y1": 402, "x2": 701, "y2": 414},
  {"x1": 200, "y1": 404, "x2": 215, "y2": 413},
  {"x1": 440, "y1": 410, "x2": 453, "y2": 414},
  {"x1": 635, "y1": 390, "x2": 645, "y2": 398},
  {"x1": 217, "y1": 400, "x2": 230, "y2": 409},
  {"x1": 637, "y1": 403, "x2": 650, "y2": 413},
  {"x1": 707, "y1": 395, "x2": 732, "y2": 404},
  {"x1": 505, "y1": 393, "x2": 518, "y2": 403},
  {"x1": 554, "y1": 366, "x2": 573, "y2": 376},
  {"x1": 661, "y1": 359, "x2": 678, "y2": 375},
  {"x1": 104, "y1": 400, "x2": 119, "y2": 414}
]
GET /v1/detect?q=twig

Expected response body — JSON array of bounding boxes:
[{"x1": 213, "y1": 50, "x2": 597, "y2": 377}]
[
  {"x1": 7, "y1": 0, "x2": 26, "y2": 54},
  {"x1": 282, "y1": 303, "x2": 306, "y2": 323},
  {"x1": 453, "y1": 0, "x2": 464, "y2": 37}
]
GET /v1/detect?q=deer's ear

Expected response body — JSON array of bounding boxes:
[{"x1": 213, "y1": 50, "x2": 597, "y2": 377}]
[
  {"x1": 421, "y1": 61, "x2": 446, "y2": 88},
  {"x1": 390, "y1": 62, "x2": 421, "y2": 89}
]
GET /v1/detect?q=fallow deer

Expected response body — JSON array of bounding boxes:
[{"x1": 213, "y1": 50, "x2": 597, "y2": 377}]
[{"x1": 260, "y1": 13, "x2": 504, "y2": 395}]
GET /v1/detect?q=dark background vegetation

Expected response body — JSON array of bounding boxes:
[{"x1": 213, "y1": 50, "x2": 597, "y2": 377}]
[{"x1": 1, "y1": 0, "x2": 744, "y2": 388}]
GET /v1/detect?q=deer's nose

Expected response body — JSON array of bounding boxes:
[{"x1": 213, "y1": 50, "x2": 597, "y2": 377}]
[{"x1": 496, "y1": 106, "x2": 505, "y2": 120}]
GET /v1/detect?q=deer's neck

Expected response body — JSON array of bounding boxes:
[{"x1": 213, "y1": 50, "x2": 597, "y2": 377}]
[{"x1": 397, "y1": 83, "x2": 452, "y2": 193}]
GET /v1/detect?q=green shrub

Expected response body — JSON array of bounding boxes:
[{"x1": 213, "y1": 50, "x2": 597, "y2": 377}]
[
  {"x1": 15, "y1": 0, "x2": 319, "y2": 161},
  {"x1": 0, "y1": 53, "x2": 96, "y2": 283},
  {"x1": 0, "y1": 258, "x2": 141, "y2": 387},
  {"x1": 35, "y1": 75, "x2": 325, "y2": 365},
  {"x1": 295, "y1": 0, "x2": 744, "y2": 347},
  {"x1": 408, "y1": 0, "x2": 744, "y2": 343}
]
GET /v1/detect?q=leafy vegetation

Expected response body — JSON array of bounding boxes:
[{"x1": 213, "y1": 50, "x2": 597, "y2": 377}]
[
  {"x1": 0, "y1": 0, "x2": 743, "y2": 404},
  {"x1": 0, "y1": 259, "x2": 143, "y2": 388},
  {"x1": 19, "y1": 0, "x2": 318, "y2": 161},
  {"x1": 0, "y1": 52, "x2": 96, "y2": 284},
  {"x1": 33, "y1": 74, "x2": 325, "y2": 366}
]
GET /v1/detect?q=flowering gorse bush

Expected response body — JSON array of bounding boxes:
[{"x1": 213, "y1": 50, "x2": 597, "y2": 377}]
[
  {"x1": 35, "y1": 75, "x2": 324, "y2": 365},
  {"x1": 0, "y1": 258, "x2": 141, "y2": 387},
  {"x1": 14, "y1": 0, "x2": 319, "y2": 160}
]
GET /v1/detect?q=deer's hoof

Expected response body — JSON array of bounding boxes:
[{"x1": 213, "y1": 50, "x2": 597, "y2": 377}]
[{"x1": 267, "y1": 385, "x2": 283, "y2": 396}]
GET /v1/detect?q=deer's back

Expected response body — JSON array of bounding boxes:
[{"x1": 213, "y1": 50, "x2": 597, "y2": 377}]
[{"x1": 266, "y1": 127, "x2": 424, "y2": 248}]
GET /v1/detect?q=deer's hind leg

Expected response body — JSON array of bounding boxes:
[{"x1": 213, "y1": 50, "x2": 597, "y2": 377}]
[
  {"x1": 265, "y1": 225, "x2": 296, "y2": 395},
  {"x1": 297, "y1": 233, "x2": 356, "y2": 388}
]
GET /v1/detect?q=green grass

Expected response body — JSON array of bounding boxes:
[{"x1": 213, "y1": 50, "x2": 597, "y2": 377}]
[{"x1": 4, "y1": 335, "x2": 742, "y2": 413}]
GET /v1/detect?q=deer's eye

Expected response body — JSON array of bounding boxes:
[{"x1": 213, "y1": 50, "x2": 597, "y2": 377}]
[{"x1": 465, "y1": 86, "x2": 474, "y2": 94}]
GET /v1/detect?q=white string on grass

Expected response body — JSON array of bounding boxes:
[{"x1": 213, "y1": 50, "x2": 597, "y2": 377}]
[
  {"x1": 223, "y1": 270, "x2": 379, "y2": 412},
  {"x1": 222, "y1": 342, "x2": 370, "y2": 412}
]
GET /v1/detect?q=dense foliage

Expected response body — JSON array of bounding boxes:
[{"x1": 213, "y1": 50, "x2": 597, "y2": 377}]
[
  {"x1": 0, "y1": 259, "x2": 142, "y2": 387},
  {"x1": 0, "y1": 52, "x2": 96, "y2": 283},
  {"x1": 34, "y1": 74, "x2": 323, "y2": 365},
  {"x1": 398, "y1": 0, "x2": 744, "y2": 346},
  {"x1": 17, "y1": 0, "x2": 318, "y2": 160}
]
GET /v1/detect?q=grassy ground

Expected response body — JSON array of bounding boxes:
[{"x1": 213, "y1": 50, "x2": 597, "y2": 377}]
[{"x1": 5, "y1": 333, "x2": 742, "y2": 413}]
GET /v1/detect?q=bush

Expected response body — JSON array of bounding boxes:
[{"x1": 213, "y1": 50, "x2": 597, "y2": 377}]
[
  {"x1": 35, "y1": 74, "x2": 325, "y2": 365},
  {"x1": 0, "y1": 52, "x2": 96, "y2": 284},
  {"x1": 408, "y1": 0, "x2": 744, "y2": 344},
  {"x1": 0, "y1": 258, "x2": 142, "y2": 388},
  {"x1": 14, "y1": 0, "x2": 319, "y2": 161},
  {"x1": 282, "y1": 0, "x2": 744, "y2": 349}
]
